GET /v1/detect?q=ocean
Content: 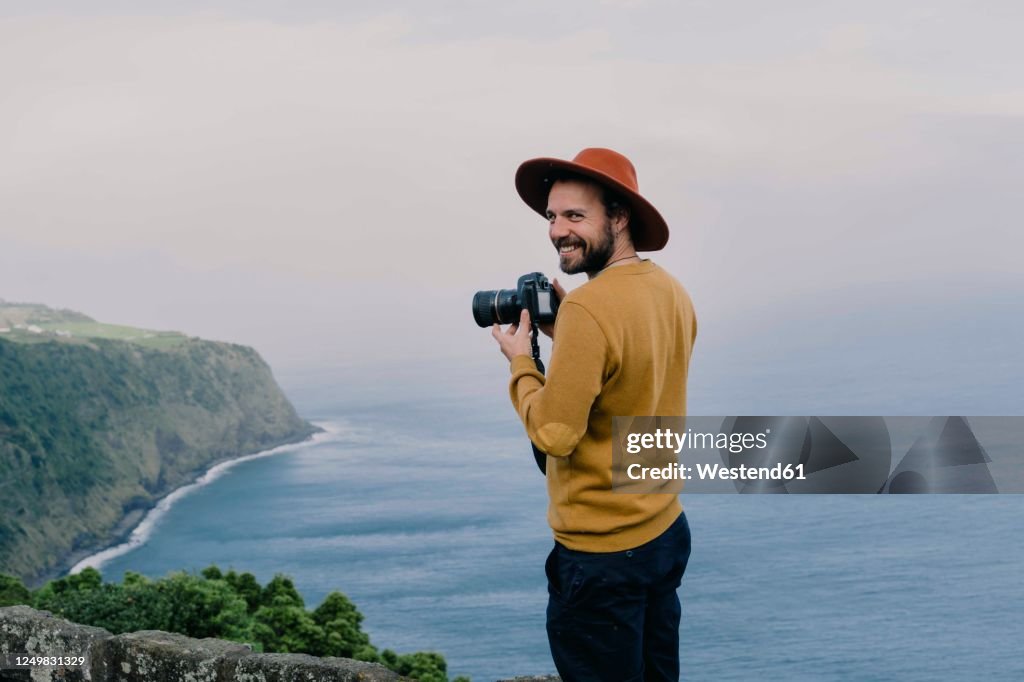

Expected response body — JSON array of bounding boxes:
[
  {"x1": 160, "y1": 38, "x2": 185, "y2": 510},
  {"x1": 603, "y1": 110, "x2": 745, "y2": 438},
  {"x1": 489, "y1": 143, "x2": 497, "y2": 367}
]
[{"x1": 73, "y1": 367, "x2": 1024, "y2": 681}]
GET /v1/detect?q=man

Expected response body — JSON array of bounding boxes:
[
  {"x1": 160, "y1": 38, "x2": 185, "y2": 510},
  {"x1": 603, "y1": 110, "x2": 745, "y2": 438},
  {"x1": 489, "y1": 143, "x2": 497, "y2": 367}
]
[{"x1": 490, "y1": 148, "x2": 697, "y2": 682}]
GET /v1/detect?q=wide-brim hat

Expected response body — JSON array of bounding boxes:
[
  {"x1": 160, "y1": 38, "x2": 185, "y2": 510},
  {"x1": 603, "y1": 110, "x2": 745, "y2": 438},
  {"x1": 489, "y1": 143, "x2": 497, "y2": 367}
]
[{"x1": 514, "y1": 147, "x2": 669, "y2": 251}]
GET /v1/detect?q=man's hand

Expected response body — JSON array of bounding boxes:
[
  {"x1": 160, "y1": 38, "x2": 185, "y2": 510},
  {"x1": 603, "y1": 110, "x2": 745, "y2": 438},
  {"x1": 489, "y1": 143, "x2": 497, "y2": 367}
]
[
  {"x1": 491, "y1": 309, "x2": 533, "y2": 362},
  {"x1": 538, "y1": 278, "x2": 567, "y2": 339}
]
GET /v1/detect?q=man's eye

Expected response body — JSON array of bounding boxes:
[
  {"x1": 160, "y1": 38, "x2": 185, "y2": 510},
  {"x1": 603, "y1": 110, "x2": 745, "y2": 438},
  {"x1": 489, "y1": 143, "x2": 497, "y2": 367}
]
[{"x1": 569, "y1": 213, "x2": 583, "y2": 221}]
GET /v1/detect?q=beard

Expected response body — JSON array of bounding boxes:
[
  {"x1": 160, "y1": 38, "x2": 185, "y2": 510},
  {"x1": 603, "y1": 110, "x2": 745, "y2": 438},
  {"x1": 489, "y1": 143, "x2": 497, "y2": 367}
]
[{"x1": 555, "y1": 218, "x2": 616, "y2": 275}]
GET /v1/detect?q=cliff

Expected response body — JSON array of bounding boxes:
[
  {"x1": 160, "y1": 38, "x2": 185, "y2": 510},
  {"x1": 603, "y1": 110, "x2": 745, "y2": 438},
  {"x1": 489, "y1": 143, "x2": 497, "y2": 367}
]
[{"x1": 0, "y1": 302, "x2": 318, "y2": 585}]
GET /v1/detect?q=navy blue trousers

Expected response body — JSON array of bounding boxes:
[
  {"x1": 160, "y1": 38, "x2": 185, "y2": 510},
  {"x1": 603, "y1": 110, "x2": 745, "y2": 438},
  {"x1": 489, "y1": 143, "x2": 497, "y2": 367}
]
[{"x1": 545, "y1": 511, "x2": 691, "y2": 682}]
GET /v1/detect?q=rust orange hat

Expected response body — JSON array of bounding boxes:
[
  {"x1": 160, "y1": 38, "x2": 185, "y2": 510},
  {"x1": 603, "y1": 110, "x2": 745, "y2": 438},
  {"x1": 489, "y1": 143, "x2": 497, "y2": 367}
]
[{"x1": 515, "y1": 147, "x2": 669, "y2": 251}]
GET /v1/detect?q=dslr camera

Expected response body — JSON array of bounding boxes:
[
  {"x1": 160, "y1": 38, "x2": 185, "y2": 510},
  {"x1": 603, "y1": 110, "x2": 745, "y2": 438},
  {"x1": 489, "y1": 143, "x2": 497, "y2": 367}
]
[{"x1": 472, "y1": 272, "x2": 559, "y2": 328}]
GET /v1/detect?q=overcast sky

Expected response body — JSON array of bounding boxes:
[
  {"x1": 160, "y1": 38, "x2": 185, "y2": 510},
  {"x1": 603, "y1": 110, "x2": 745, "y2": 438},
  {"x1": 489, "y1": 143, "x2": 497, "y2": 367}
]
[{"x1": 1, "y1": 1, "x2": 1021, "y2": 409}]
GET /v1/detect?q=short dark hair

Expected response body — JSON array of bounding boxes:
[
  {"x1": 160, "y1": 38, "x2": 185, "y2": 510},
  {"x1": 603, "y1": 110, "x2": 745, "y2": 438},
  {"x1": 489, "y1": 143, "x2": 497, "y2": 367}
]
[{"x1": 546, "y1": 170, "x2": 632, "y2": 232}]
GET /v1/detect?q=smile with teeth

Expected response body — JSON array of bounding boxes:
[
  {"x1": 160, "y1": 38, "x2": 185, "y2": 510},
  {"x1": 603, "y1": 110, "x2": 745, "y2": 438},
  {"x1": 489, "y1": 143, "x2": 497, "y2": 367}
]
[{"x1": 559, "y1": 242, "x2": 583, "y2": 254}]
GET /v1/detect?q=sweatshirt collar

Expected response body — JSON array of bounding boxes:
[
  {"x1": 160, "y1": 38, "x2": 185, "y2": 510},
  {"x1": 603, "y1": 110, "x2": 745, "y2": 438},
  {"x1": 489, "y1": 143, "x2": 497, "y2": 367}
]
[{"x1": 594, "y1": 259, "x2": 656, "y2": 278}]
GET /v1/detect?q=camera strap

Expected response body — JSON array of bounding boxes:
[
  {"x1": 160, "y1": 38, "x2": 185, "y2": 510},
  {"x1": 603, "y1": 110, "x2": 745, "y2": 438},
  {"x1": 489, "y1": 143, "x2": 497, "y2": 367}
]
[{"x1": 529, "y1": 321, "x2": 547, "y2": 475}]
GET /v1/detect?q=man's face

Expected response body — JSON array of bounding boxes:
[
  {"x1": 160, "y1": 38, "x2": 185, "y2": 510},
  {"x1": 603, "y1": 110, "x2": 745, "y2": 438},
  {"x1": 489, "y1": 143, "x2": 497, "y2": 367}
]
[{"x1": 546, "y1": 179, "x2": 616, "y2": 276}]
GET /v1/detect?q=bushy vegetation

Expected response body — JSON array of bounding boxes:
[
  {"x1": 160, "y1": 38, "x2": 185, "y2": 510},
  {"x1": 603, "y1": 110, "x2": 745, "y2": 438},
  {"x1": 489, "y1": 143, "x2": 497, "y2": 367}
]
[{"x1": 0, "y1": 566, "x2": 468, "y2": 682}]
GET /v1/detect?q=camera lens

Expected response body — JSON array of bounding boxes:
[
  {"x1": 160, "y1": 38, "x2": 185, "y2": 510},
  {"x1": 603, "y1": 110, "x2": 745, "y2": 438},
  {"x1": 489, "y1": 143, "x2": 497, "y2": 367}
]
[{"x1": 472, "y1": 289, "x2": 518, "y2": 327}]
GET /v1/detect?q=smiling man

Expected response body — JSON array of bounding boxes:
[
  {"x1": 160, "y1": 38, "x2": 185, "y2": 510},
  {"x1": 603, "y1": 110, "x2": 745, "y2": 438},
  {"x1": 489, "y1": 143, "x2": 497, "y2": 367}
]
[
  {"x1": 547, "y1": 177, "x2": 632, "y2": 275},
  {"x1": 490, "y1": 148, "x2": 698, "y2": 681}
]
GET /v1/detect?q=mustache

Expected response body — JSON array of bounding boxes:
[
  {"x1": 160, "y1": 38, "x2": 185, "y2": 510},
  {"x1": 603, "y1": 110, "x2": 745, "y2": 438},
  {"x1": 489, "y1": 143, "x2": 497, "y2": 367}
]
[{"x1": 554, "y1": 237, "x2": 585, "y2": 250}]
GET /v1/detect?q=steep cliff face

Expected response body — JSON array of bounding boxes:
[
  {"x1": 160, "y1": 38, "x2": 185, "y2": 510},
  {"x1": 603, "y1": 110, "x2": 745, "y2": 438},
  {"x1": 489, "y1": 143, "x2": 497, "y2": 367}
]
[{"x1": 0, "y1": 305, "x2": 317, "y2": 584}]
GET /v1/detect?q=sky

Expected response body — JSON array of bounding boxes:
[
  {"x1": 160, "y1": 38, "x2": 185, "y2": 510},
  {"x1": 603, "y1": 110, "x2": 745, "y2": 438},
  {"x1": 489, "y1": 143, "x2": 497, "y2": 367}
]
[{"x1": 1, "y1": 1, "x2": 1021, "y2": 411}]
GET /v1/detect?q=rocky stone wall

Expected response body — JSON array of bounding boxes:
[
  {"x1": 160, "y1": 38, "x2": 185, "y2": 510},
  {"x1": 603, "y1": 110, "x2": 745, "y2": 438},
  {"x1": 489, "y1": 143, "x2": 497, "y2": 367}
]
[
  {"x1": 0, "y1": 606, "x2": 562, "y2": 682},
  {"x1": 0, "y1": 605, "x2": 403, "y2": 681}
]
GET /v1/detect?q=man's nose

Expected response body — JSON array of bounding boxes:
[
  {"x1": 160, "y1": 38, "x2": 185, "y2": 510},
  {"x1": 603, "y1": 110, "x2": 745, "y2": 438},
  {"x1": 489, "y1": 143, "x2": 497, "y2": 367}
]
[{"x1": 549, "y1": 217, "x2": 570, "y2": 241}]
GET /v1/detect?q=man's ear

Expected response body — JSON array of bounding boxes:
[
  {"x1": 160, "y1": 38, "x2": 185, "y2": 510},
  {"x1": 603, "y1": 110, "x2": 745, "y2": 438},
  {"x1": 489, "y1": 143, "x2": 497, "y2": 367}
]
[{"x1": 613, "y1": 207, "x2": 631, "y2": 237}]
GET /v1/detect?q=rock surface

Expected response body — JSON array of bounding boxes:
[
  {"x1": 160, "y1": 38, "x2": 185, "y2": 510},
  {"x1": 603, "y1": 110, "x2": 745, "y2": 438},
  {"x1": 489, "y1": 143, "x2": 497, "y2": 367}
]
[{"x1": 0, "y1": 606, "x2": 404, "y2": 681}]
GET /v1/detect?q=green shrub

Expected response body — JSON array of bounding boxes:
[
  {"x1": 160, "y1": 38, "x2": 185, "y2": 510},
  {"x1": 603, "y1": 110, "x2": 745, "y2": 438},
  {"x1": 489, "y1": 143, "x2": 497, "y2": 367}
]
[
  {"x1": 24, "y1": 565, "x2": 467, "y2": 681},
  {"x1": 0, "y1": 573, "x2": 32, "y2": 607}
]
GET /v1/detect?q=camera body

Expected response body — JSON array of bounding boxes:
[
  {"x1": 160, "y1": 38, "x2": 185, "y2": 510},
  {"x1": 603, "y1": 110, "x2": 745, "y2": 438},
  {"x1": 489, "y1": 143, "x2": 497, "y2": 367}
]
[{"x1": 472, "y1": 272, "x2": 559, "y2": 328}]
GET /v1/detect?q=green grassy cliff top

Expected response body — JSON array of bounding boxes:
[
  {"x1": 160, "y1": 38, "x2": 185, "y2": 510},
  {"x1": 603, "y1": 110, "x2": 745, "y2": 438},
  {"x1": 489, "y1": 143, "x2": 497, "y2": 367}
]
[{"x1": 0, "y1": 300, "x2": 187, "y2": 349}]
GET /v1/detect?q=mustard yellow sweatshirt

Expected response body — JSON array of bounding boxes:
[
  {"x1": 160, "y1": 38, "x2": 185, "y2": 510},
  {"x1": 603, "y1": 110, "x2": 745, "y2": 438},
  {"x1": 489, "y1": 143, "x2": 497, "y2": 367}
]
[{"x1": 508, "y1": 260, "x2": 697, "y2": 552}]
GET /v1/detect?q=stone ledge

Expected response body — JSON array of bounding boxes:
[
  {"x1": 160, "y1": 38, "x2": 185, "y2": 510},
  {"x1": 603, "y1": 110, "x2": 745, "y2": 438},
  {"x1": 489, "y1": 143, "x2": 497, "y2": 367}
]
[
  {"x1": 1, "y1": 606, "x2": 404, "y2": 681},
  {"x1": 102, "y1": 629, "x2": 253, "y2": 681},
  {"x1": 0, "y1": 604, "x2": 110, "y2": 681}
]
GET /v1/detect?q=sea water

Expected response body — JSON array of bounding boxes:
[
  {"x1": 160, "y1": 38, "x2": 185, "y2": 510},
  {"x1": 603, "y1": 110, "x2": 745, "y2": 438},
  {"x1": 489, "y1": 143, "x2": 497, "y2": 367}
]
[{"x1": 80, "y1": 371, "x2": 1024, "y2": 681}]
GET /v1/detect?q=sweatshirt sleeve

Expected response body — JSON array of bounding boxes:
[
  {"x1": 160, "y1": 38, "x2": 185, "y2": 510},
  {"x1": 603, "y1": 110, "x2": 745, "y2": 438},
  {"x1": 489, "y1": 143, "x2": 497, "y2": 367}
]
[{"x1": 508, "y1": 301, "x2": 608, "y2": 457}]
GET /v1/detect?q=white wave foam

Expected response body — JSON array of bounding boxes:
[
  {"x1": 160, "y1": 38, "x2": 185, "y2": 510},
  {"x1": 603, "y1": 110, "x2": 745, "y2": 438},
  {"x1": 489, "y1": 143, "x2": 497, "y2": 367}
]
[{"x1": 68, "y1": 421, "x2": 343, "y2": 576}]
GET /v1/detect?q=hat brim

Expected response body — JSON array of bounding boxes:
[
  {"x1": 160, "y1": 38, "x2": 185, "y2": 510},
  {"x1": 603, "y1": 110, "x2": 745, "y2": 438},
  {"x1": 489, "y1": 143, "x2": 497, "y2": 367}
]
[{"x1": 515, "y1": 157, "x2": 669, "y2": 252}]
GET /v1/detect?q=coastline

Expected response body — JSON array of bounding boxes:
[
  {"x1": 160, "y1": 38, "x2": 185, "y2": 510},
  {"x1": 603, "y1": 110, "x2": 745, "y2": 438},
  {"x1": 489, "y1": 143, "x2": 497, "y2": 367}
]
[{"x1": 28, "y1": 422, "x2": 335, "y2": 588}]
